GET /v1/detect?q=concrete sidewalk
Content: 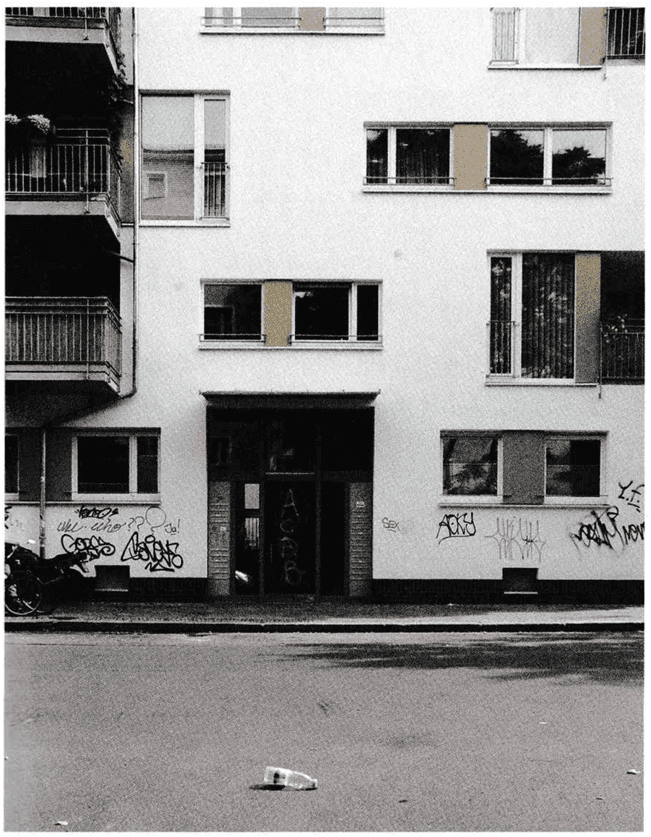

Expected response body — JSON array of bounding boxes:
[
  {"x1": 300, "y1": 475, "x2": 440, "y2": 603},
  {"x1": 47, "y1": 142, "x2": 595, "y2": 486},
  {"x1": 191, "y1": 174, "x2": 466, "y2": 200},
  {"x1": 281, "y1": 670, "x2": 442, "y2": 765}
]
[{"x1": 4, "y1": 599, "x2": 645, "y2": 633}]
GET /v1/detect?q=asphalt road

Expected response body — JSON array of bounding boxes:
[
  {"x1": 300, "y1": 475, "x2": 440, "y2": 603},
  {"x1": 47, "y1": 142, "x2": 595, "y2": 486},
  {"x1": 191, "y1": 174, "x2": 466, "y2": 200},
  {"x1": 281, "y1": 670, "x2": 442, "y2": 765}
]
[{"x1": 4, "y1": 631, "x2": 643, "y2": 832}]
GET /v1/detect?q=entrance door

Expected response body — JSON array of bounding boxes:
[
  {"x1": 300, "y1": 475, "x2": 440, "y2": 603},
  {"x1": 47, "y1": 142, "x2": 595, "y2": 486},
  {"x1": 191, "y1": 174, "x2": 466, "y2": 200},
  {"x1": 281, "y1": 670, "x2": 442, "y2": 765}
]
[{"x1": 265, "y1": 482, "x2": 316, "y2": 594}]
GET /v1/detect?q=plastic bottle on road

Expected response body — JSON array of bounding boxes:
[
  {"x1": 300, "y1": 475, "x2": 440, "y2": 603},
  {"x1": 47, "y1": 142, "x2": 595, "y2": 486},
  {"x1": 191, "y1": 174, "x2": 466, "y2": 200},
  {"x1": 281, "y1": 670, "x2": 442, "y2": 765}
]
[{"x1": 263, "y1": 766, "x2": 318, "y2": 790}]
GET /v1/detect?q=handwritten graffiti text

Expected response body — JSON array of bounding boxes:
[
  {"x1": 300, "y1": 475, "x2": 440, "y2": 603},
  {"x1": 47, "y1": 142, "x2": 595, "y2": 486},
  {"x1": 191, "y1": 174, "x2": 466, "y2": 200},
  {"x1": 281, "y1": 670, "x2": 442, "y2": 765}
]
[
  {"x1": 486, "y1": 517, "x2": 546, "y2": 563},
  {"x1": 120, "y1": 532, "x2": 184, "y2": 573},
  {"x1": 437, "y1": 512, "x2": 476, "y2": 543},
  {"x1": 571, "y1": 505, "x2": 644, "y2": 551}
]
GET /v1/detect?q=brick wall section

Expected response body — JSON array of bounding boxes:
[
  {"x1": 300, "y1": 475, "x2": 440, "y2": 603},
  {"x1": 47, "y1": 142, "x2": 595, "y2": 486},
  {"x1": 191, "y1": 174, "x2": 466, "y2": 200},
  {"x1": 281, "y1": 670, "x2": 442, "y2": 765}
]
[
  {"x1": 208, "y1": 481, "x2": 231, "y2": 595},
  {"x1": 349, "y1": 482, "x2": 372, "y2": 597}
]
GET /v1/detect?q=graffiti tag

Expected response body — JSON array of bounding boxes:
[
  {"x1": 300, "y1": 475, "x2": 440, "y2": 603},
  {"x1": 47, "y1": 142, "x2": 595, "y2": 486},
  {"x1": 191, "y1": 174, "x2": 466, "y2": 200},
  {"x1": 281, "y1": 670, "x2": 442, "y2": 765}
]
[
  {"x1": 618, "y1": 481, "x2": 644, "y2": 514},
  {"x1": 437, "y1": 512, "x2": 476, "y2": 543},
  {"x1": 76, "y1": 506, "x2": 119, "y2": 520},
  {"x1": 485, "y1": 517, "x2": 546, "y2": 563},
  {"x1": 382, "y1": 517, "x2": 400, "y2": 532},
  {"x1": 120, "y1": 532, "x2": 184, "y2": 573},
  {"x1": 60, "y1": 534, "x2": 116, "y2": 560}
]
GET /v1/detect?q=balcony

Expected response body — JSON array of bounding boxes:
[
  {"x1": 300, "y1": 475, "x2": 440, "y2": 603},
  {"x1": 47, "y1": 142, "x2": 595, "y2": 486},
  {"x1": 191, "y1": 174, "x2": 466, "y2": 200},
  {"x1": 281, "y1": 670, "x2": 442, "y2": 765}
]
[
  {"x1": 5, "y1": 7, "x2": 122, "y2": 76},
  {"x1": 6, "y1": 128, "x2": 121, "y2": 237},
  {"x1": 601, "y1": 321, "x2": 644, "y2": 383},
  {"x1": 5, "y1": 296, "x2": 122, "y2": 392}
]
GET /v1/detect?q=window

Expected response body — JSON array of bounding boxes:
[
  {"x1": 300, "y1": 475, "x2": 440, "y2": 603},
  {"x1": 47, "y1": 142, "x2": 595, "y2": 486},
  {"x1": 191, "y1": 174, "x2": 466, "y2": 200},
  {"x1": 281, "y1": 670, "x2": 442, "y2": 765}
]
[
  {"x1": 607, "y1": 8, "x2": 645, "y2": 57},
  {"x1": 489, "y1": 253, "x2": 576, "y2": 379},
  {"x1": 489, "y1": 127, "x2": 608, "y2": 187},
  {"x1": 366, "y1": 126, "x2": 452, "y2": 186},
  {"x1": 5, "y1": 434, "x2": 18, "y2": 495},
  {"x1": 442, "y1": 435, "x2": 499, "y2": 496},
  {"x1": 141, "y1": 94, "x2": 228, "y2": 221},
  {"x1": 545, "y1": 438, "x2": 602, "y2": 497},
  {"x1": 491, "y1": 7, "x2": 608, "y2": 66},
  {"x1": 441, "y1": 431, "x2": 604, "y2": 505},
  {"x1": 293, "y1": 283, "x2": 379, "y2": 341},
  {"x1": 74, "y1": 434, "x2": 159, "y2": 497},
  {"x1": 203, "y1": 284, "x2": 263, "y2": 341},
  {"x1": 202, "y1": 7, "x2": 384, "y2": 32}
]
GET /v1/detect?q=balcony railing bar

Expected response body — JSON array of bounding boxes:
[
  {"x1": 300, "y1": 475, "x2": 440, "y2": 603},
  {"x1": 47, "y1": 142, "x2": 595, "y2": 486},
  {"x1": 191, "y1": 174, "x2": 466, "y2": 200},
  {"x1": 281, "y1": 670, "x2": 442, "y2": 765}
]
[
  {"x1": 601, "y1": 322, "x2": 644, "y2": 382},
  {"x1": 202, "y1": 11, "x2": 384, "y2": 30},
  {"x1": 204, "y1": 161, "x2": 227, "y2": 217},
  {"x1": 5, "y1": 296, "x2": 121, "y2": 379},
  {"x1": 485, "y1": 176, "x2": 612, "y2": 186},
  {"x1": 200, "y1": 333, "x2": 266, "y2": 342},
  {"x1": 607, "y1": 7, "x2": 645, "y2": 57},
  {"x1": 364, "y1": 176, "x2": 455, "y2": 186},
  {"x1": 5, "y1": 8, "x2": 121, "y2": 55}
]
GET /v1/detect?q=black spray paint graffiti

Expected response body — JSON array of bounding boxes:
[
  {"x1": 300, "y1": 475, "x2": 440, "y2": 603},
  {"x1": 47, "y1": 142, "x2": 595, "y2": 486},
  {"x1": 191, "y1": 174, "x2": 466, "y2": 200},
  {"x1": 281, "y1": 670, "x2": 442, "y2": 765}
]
[
  {"x1": 618, "y1": 481, "x2": 644, "y2": 514},
  {"x1": 571, "y1": 505, "x2": 644, "y2": 551},
  {"x1": 436, "y1": 512, "x2": 476, "y2": 543},
  {"x1": 485, "y1": 517, "x2": 546, "y2": 563},
  {"x1": 76, "y1": 506, "x2": 119, "y2": 520},
  {"x1": 382, "y1": 517, "x2": 400, "y2": 532},
  {"x1": 60, "y1": 534, "x2": 116, "y2": 561},
  {"x1": 120, "y1": 532, "x2": 184, "y2": 573}
]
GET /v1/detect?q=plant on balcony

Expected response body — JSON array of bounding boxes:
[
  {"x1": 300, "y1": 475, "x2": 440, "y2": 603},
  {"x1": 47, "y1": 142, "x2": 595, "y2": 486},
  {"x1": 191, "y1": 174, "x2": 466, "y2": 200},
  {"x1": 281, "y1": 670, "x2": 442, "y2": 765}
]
[{"x1": 6, "y1": 114, "x2": 54, "y2": 135}]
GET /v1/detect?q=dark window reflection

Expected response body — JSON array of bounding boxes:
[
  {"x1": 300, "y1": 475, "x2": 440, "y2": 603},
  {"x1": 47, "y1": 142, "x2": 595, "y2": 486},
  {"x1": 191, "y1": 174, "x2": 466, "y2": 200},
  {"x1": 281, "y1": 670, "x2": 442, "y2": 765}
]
[
  {"x1": 357, "y1": 285, "x2": 379, "y2": 340},
  {"x1": 366, "y1": 128, "x2": 388, "y2": 183},
  {"x1": 396, "y1": 129, "x2": 450, "y2": 184},
  {"x1": 546, "y1": 439, "x2": 601, "y2": 496},
  {"x1": 490, "y1": 129, "x2": 544, "y2": 184},
  {"x1": 267, "y1": 418, "x2": 315, "y2": 472},
  {"x1": 552, "y1": 129, "x2": 606, "y2": 184},
  {"x1": 295, "y1": 285, "x2": 349, "y2": 340},
  {"x1": 443, "y1": 436, "x2": 498, "y2": 495},
  {"x1": 204, "y1": 284, "x2": 261, "y2": 339},
  {"x1": 321, "y1": 410, "x2": 374, "y2": 472}
]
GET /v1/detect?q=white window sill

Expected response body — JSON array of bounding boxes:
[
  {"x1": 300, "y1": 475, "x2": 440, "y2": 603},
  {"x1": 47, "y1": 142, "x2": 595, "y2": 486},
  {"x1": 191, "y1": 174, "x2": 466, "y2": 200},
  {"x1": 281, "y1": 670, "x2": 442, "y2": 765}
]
[
  {"x1": 486, "y1": 377, "x2": 598, "y2": 387},
  {"x1": 200, "y1": 26, "x2": 384, "y2": 35},
  {"x1": 71, "y1": 494, "x2": 161, "y2": 505},
  {"x1": 486, "y1": 185, "x2": 611, "y2": 194},
  {"x1": 5, "y1": 493, "x2": 20, "y2": 502},
  {"x1": 363, "y1": 184, "x2": 454, "y2": 193},
  {"x1": 488, "y1": 62, "x2": 603, "y2": 70},
  {"x1": 139, "y1": 219, "x2": 230, "y2": 228},
  {"x1": 199, "y1": 341, "x2": 382, "y2": 350},
  {"x1": 439, "y1": 496, "x2": 501, "y2": 506},
  {"x1": 438, "y1": 499, "x2": 609, "y2": 509},
  {"x1": 544, "y1": 496, "x2": 607, "y2": 507}
]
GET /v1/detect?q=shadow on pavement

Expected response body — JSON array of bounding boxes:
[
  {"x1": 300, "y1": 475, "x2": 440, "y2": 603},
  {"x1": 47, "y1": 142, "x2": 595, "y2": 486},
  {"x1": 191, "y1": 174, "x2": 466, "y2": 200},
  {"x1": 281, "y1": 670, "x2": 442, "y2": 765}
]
[{"x1": 284, "y1": 633, "x2": 643, "y2": 685}]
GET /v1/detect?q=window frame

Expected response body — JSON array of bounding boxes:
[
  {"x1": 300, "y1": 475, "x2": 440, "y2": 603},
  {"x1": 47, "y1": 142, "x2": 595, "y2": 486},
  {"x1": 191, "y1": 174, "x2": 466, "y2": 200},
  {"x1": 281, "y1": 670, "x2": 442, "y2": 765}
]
[
  {"x1": 290, "y1": 281, "x2": 382, "y2": 344},
  {"x1": 72, "y1": 433, "x2": 160, "y2": 502},
  {"x1": 364, "y1": 123, "x2": 455, "y2": 191},
  {"x1": 543, "y1": 435, "x2": 606, "y2": 505},
  {"x1": 487, "y1": 251, "x2": 581, "y2": 384},
  {"x1": 200, "y1": 280, "x2": 265, "y2": 344},
  {"x1": 440, "y1": 433, "x2": 503, "y2": 504},
  {"x1": 200, "y1": 7, "x2": 385, "y2": 34},
  {"x1": 140, "y1": 92, "x2": 230, "y2": 226},
  {"x1": 487, "y1": 125, "x2": 611, "y2": 191}
]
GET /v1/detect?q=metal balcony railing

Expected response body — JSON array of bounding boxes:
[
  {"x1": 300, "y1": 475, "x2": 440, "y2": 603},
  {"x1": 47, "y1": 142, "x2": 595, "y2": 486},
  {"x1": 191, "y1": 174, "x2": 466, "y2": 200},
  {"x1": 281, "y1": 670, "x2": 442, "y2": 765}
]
[
  {"x1": 202, "y1": 8, "x2": 384, "y2": 32},
  {"x1": 601, "y1": 321, "x2": 644, "y2": 383},
  {"x1": 204, "y1": 161, "x2": 227, "y2": 218},
  {"x1": 5, "y1": 7, "x2": 121, "y2": 53},
  {"x1": 5, "y1": 296, "x2": 122, "y2": 380},
  {"x1": 607, "y1": 7, "x2": 645, "y2": 57},
  {"x1": 6, "y1": 128, "x2": 121, "y2": 219}
]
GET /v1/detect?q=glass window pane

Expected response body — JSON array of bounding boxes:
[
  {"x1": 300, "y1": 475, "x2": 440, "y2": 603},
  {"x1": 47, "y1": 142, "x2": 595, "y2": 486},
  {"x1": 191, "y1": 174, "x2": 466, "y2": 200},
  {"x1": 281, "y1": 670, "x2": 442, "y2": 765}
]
[
  {"x1": 204, "y1": 285, "x2": 262, "y2": 339},
  {"x1": 356, "y1": 284, "x2": 379, "y2": 340},
  {"x1": 546, "y1": 439, "x2": 601, "y2": 496},
  {"x1": 366, "y1": 129, "x2": 387, "y2": 183},
  {"x1": 137, "y1": 436, "x2": 159, "y2": 493},
  {"x1": 524, "y1": 7, "x2": 580, "y2": 64},
  {"x1": 321, "y1": 410, "x2": 374, "y2": 472},
  {"x1": 204, "y1": 98, "x2": 227, "y2": 217},
  {"x1": 490, "y1": 129, "x2": 544, "y2": 185},
  {"x1": 242, "y1": 7, "x2": 294, "y2": 27},
  {"x1": 490, "y1": 257, "x2": 512, "y2": 374},
  {"x1": 521, "y1": 254, "x2": 575, "y2": 379},
  {"x1": 142, "y1": 96, "x2": 194, "y2": 220},
  {"x1": 294, "y1": 285, "x2": 349, "y2": 340},
  {"x1": 267, "y1": 418, "x2": 315, "y2": 472},
  {"x1": 396, "y1": 129, "x2": 450, "y2": 183},
  {"x1": 78, "y1": 437, "x2": 129, "y2": 493},
  {"x1": 552, "y1": 129, "x2": 606, "y2": 184},
  {"x1": 5, "y1": 435, "x2": 18, "y2": 494},
  {"x1": 443, "y1": 436, "x2": 498, "y2": 495}
]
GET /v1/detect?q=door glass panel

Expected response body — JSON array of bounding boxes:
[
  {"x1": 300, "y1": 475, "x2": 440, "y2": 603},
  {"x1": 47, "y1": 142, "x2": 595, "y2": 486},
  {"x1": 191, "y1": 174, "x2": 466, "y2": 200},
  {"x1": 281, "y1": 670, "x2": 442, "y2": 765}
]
[
  {"x1": 321, "y1": 410, "x2": 374, "y2": 472},
  {"x1": 235, "y1": 483, "x2": 260, "y2": 595},
  {"x1": 266, "y1": 483, "x2": 315, "y2": 594}
]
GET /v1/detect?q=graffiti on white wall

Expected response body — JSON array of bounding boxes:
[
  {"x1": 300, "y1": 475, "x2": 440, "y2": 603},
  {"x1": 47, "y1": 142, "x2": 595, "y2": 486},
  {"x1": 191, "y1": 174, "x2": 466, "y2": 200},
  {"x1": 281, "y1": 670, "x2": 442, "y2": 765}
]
[
  {"x1": 485, "y1": 517, "x2": 546, "y2": 563},
  {"x1": 436, "y1": 511, "x2": 476, "y2": 543},
  {"x1": 570, "y1": 479, "x2": 644, "y2": 553},
  {"x1": 56, "y1": 505, "x2": 184, "y2": 573}
]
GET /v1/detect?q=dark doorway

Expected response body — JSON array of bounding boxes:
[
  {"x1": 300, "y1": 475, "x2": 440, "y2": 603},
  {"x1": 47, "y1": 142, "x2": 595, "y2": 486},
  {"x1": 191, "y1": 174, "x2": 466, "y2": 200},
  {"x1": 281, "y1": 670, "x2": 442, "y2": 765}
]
[{"x1": 320, "y1": 483, "x2": 347, "y2": 595}]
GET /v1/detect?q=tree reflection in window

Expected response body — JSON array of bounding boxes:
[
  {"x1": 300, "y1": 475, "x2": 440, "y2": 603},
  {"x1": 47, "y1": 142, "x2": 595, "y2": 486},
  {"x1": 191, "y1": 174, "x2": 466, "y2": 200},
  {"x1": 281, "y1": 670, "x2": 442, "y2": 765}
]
[{"x1": 443, "y1": 436, "x2": 498, "y2": 495}]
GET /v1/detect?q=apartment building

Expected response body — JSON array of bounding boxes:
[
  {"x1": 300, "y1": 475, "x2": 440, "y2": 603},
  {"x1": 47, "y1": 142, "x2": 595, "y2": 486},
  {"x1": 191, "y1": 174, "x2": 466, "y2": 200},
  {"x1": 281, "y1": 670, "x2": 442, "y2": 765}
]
[{"x1": 5, "y1": 7, "x2": 644, "y2": 602}]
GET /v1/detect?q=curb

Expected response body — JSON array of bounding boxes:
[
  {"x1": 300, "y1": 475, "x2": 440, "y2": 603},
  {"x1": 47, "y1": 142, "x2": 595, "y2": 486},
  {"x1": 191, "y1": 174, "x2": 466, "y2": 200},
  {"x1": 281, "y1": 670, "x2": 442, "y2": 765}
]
[{"x1": 5, "y1": 620, "x2": 644, "y2": 634}]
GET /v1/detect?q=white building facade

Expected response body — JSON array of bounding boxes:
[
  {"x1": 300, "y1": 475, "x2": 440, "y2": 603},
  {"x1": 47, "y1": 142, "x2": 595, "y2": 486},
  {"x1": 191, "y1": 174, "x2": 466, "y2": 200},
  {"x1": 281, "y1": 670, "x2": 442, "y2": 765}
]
[{"x1": 5, "y1": 7, "x2": 645, "y2": 602}]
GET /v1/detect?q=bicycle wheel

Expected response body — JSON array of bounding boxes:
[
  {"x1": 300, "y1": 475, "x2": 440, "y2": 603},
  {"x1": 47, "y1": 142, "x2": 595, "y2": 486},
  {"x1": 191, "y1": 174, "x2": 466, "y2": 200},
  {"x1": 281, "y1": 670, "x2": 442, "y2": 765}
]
[{"x1": 5, "y1": 572, "x2": 43, "y2": 616}]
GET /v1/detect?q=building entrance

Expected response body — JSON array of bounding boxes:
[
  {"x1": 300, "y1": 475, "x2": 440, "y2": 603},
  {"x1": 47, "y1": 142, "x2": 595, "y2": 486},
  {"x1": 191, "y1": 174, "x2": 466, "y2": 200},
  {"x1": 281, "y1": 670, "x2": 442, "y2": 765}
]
[{"x1": 207, "y1": 407, "x2": 373, "y2": 598}]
